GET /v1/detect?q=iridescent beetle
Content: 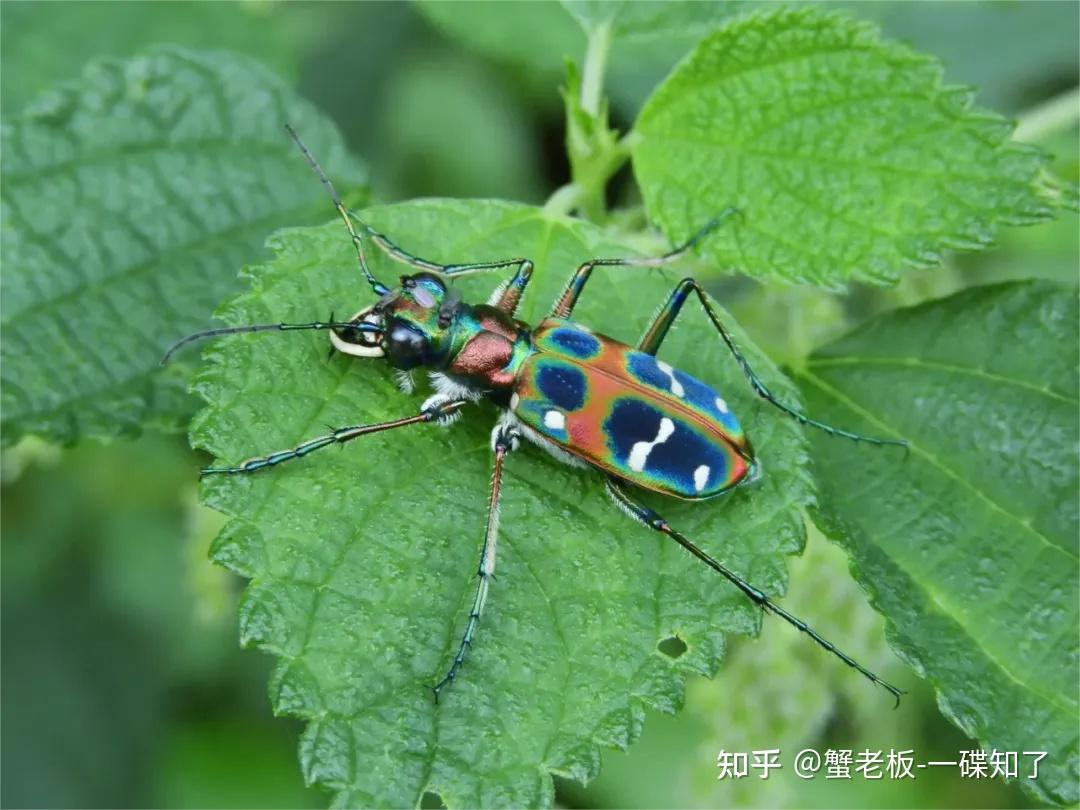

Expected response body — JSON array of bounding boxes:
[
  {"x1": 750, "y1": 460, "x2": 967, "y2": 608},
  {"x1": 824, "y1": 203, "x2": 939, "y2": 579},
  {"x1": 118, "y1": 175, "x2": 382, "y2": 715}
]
[{"x1": 166, "y1": 127, "x2": 907, "y2": 703}]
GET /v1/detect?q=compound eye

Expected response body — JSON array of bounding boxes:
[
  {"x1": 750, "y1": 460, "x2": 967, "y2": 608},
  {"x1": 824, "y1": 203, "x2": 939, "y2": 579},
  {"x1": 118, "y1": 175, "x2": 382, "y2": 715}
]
[{"x1": 386, "y1": 320, "x2": 428, "y2": 369}]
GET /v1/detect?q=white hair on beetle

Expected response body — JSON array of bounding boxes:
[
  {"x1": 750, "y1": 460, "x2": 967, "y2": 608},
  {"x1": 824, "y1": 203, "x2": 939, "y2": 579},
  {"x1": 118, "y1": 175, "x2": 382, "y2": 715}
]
[
  {"x1": 485, "y1": 279, "x2": 510, "y2": 306},
  {"x1": 605, "y1": 482, "x2": 647, "y2": 525},
  {"x1": 515, "y1": 422, "x2": 588, "y2": 468},
  {"x1": 420, "y1": 393, "x2": 464, "y2": 427},
  {"x1": 489, "y1": 413, "x2": 522, "y2": 452},
  {"x1": 428, "y1": 372, "x2": 484, "y2": 402}
]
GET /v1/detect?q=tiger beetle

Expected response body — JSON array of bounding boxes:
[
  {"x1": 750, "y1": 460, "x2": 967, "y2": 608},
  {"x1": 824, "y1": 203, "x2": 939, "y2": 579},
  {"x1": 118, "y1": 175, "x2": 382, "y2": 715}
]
[{"x1": 165, "y1": 125, "x2": 909, "y2": 705}]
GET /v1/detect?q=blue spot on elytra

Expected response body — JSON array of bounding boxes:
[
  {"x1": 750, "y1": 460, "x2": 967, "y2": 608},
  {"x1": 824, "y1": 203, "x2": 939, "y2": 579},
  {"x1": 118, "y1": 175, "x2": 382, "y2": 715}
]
[
  {"x1": 604, "y1": 399, "x2": 728, "y2": 494},
  {"x1": 536, "y1": 363, "x2": 587, "y2": 411},
  {"x1": 627, "y1": 353, "x2": 670, "y2": 390},
  {"x1": 674, "y1": 369, "x2": 743, "y2": 434},
  {"x1": 550, "y1": 327, "x2": 601, "y2": 359},
  {"x1": 627, "y1": 351, "x2": 745, "y2": 437},
  {"x1": 605, "y1": 399, "x2": 665, "y2": 460}
]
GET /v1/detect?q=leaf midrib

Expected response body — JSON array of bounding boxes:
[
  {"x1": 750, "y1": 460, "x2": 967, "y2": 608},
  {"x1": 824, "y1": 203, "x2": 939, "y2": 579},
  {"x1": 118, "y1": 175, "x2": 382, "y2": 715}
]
[
  {"x1": 643, "y1": 31, "x2": 925, "y2": 120},
  {"x1": 1, "y1": 134, "x2": 308, "y2": 185},
  {"x1": 640, "y1": 133, "x2": 1028, "y2": 188},
  {"x1": 1, "y1": 197, "x2": 328, "y2": 328},
  {"x1": 799, "y1": 368, "x2": 1076, "y2": 561},
  {"x1": 810, "y1": 355, "x2": 1079, "y2": 405}
]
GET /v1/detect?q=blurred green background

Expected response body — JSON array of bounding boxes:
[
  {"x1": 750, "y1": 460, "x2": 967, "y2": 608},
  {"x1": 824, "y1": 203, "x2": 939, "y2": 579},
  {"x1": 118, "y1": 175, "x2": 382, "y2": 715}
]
[{"x1": 2, "y1": 2, "x2": 1076, "y2": 807}]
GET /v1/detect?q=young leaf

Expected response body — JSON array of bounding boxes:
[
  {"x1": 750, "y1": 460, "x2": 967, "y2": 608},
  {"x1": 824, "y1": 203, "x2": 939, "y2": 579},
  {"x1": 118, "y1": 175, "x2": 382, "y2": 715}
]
[
  {"x1": 418, "y1": 0, "x2": 738, "y2": 70},
  {"x1": 632, "y1": 6, "x2": 1057, "y2": 286},
  {"x1": 561, "y1": 0, "x2": 742, "y2": 41},
  {"x1": 417, "y1": 1, "x2": 584, "y2": 77},
  {"x1": 794, "y1": 281, "x2": 1079, "y2": 805},
  {"x1": 189, "y1": 199, "x2": 861, "y2": 806},
  {"x1": 0, "y1": 47, "x2": 366, "y2": 445},
  {"x1": 416, "y1": 1, "x2": 740, "y2": 112}
]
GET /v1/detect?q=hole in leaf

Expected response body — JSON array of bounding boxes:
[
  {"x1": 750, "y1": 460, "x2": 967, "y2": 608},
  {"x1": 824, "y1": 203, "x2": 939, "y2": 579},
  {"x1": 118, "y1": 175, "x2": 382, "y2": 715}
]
[
  {"x1": 420, "y1": 791, "x2": 447, "y2": 809},
  {"x1": 657, "y1": 635, "x2": 687, "y2": 659}
]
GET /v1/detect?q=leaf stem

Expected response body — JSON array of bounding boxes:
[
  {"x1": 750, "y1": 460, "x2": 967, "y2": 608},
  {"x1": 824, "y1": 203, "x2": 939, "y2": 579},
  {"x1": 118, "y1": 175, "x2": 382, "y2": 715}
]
[
  {"x1": 1014, "y1": 86, "x2": 1079, "y2": 143},
  {"x1": 580, "y1": 21, "x2": 612, "y2": 118},
  {"x1": 543, "y1": 183, "x2": 582, "y2": 217},
  {"x1": 559, "y1": 25, "x2": 636, "y2": 222}
]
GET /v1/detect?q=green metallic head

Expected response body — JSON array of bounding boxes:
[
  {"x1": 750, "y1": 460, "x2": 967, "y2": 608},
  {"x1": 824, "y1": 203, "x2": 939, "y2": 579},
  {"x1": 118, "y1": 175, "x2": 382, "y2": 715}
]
[{"x1": 331, "y1": 272, "x2": 463, "y2": 370}]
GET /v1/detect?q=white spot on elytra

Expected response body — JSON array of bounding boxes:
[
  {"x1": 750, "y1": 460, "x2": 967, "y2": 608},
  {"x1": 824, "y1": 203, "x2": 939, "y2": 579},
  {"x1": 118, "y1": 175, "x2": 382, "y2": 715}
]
[
  {"x1": 544, "y1": 410, "x2": 565, "y2": 430},
  {"x1": 656, "y1": 360, "x2": 684, "y2": 397},
  {"x1": 629, "y1": 417, "x2": 675, "y2": 472},
  {"x1": 693, "y1": 465, "x2": 710, "y2": 492},
  {"x1": 509, "y1": 392, "x2": 520, "y2": 410},
  {"x1": 715, "y1": 397, "x2": 729, "y2": 414}
]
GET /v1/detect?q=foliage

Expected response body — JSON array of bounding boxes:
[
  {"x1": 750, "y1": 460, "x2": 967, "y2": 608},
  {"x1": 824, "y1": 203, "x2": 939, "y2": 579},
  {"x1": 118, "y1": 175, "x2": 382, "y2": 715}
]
[
  {"x1": 2, "y1": 2, "x2": 1076, "y2": 809},
  {"x1": 632, "y1": 6, "x2": 1056, "y2": 285},
  {"x1": 0, "y1": 48, "x2": 365, "y2": 445},
  {"x1": 796, "y1": 281, "x2": 1079, "y2": 805},
  {"x1": 192, "y1": 204, "x2": 811, "y2": 805}
]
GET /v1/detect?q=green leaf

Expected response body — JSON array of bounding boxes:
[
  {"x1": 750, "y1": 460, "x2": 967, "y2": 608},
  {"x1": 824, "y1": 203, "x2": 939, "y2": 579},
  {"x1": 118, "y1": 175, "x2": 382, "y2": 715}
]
[
  {"x1": 574, "y1": 526, "x2": 914, "y2": 809},
  {"x1": 632, "y1": 6, "x2": 1056, "y2": 287},
  {"x1": 561, "y1": 61, "x2": 630, "y2": 222},
  {"x1": 417, "y1": 0, "x2": 738, "y2": 70},
  {"x1": 840, "y1": 1, "x2": 1080, "y2": 115},
  {"x1": 0, "y1": 1, "x2": 301, "y2": 114},
  {"x1": 417, "y1": 1, "x2": 584, "y2": 78},
  {"x1": 793, "y1": 281, "x2": 1079, "y2": 805},
  {"x1": 416, "y1": 1, "x2": 741, "y2": 113},
  {"x1": 191, "y1": 199, "x2": 833, "y2": 806},
  {"x1": 0, "y1": 48, "x2": 366, "y2": 445},
  {"x1": 562, "y1": 0, "x2": 742, "y2": 40}
]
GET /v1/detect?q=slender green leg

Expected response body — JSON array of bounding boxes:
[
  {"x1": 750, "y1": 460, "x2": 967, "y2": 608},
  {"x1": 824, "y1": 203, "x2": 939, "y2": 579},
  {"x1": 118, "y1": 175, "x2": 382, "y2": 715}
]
[
  {"x1": 433, "y1": 423, "x2": 518, "y2": 701},
  {"x1": 485, "y1": 259, "x2": 533, "y2": 317},
  {"x1": 288, "y1": 123, "x2": 532, "y2": 308},
  {"x1": 348, "y1": 212, "x2": 535, "y2": 316},
  {"x1": 638, "y1": 279, "x2": 906, "y2": 448},
  {"x1": 356, "y1": 214, "x2": 520, "y2": 276},
  {"x1": 604, "y1": 477, "x2": 903, "y2": 705},
  {"x1": 549, "y1": 209, "x2": 739, "y2": 319},
  {"x1": 201, "y1": 400, "x2": 465, "y2": 476}
]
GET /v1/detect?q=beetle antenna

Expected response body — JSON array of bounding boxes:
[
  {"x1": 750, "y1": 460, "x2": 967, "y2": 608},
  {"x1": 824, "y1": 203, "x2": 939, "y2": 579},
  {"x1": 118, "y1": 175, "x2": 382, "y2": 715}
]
[
  {"x1": 161, "y1": 320, "x2": 381, "y2": 365},
  {"x1": 285, "y1": 124, "x2": 390, "y2": 297}
]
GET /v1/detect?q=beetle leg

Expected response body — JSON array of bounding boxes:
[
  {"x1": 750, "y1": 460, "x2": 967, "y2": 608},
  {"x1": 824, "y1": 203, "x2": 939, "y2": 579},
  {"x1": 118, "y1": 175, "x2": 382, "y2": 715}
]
[
  {"x1": 354, "y1": 214, "x2": 524, "y2": 277},
  {"x1": 603, "y1": 477, "x2": 904, "y2": 706},
  {"x1": 288, "y1": 124, "x2": 534, "y2": 306},
  {"x1": 336, "y1": 211, "x2": 536, "y2": 316},
  {"x1": 359, "y1": 219, "x2": 535, "y2": 317},
  {"x1": 638, "y1": 279, "x2": 907, "y2": 449},
  {"x1": 200, "y1": 399, "x2": 466, "y2": 476},
  {"x1": 433, "y1": 420, "x2": 521, "y2": 702},
  {"x1": 549, "y1": 209, "x2": 740, "y2": 319}
]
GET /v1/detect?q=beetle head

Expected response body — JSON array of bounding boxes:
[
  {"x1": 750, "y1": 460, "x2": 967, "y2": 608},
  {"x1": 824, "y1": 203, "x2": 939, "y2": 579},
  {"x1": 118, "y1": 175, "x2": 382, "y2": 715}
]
[{"x1": 331, "y1": 273, "x2": 463, "y2": 369}]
